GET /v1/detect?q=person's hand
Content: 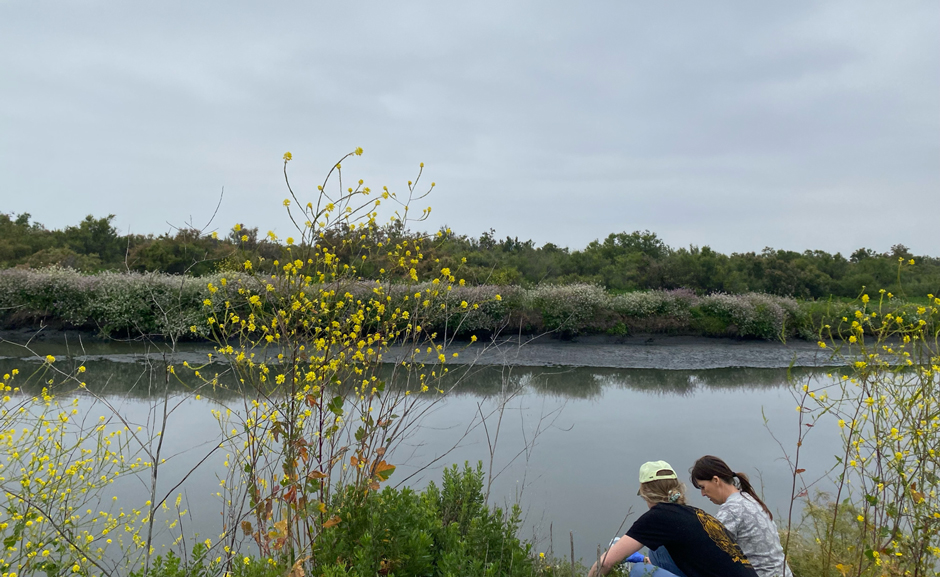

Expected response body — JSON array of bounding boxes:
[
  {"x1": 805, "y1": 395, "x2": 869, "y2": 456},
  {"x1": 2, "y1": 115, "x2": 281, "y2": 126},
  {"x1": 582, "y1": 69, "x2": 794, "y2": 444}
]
[{"x1": 644, "y1": 556, "x2": 651, "y2": 564}]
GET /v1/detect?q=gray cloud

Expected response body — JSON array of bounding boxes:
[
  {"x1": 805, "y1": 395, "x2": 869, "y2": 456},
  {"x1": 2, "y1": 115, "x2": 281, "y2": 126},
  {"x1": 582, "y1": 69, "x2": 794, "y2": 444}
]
[{"x1": 1, "y1": 0, "x2": 937, "y2": 256}]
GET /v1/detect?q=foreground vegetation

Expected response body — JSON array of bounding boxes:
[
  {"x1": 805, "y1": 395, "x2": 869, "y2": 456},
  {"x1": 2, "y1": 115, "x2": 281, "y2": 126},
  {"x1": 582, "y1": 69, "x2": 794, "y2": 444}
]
[
  {"x1": 778, "y1": 283, "x2": 940, "y2": 576},
  {"x1": 123, "y1": 463, "x2": 567, "y2": 577}
]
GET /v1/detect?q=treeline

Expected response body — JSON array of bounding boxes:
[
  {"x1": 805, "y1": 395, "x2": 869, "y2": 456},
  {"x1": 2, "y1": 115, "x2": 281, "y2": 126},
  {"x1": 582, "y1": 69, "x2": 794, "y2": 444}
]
[
  {"x1": 439, "y1": 230, "x2": 940, "y2": 299},
  {"x1": 2, "y1": 213, "x2": 938, "y2": 298},
  {"x1": 0, "y1": 212, "x2": 273, "y2": 276}
]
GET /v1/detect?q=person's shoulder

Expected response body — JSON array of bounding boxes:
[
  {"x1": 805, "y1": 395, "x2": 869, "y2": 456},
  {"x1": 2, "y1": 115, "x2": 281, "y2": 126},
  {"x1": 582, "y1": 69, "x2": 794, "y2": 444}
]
[
  {"x1": 726, "y1": 492, "x2": 747, "y2": 503},
  {"x1": 675, "y1": 503, "x2": 720, "y2": 523},
  {"x1": 736, "y1": 492, "x2": 765, "y2": 512},
  {"x1": 646, "y1": 503, "x2": 696, "y2": 519},
  {"x1": 720, "y1": 493, "x2": 749, "y2": 514},
  {"x1": 650, "y1": 503, "x2": 697, "y2": 512}
]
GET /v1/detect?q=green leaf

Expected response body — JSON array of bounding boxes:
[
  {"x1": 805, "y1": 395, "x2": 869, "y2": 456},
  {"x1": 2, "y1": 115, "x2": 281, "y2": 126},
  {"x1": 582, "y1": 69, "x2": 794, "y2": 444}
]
[{"x1": 328, "y1": 395, "x2": 344, "y2": 416}]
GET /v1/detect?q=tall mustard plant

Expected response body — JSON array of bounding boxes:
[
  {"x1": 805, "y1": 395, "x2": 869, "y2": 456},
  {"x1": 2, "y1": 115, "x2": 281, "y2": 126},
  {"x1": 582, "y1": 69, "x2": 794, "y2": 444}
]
[
  {"x1": 191, "y1": 150, "x2": 499, "y2": 573},
  {"x1": 789, "y1": 259, "x2": 940, "y2": 576}
]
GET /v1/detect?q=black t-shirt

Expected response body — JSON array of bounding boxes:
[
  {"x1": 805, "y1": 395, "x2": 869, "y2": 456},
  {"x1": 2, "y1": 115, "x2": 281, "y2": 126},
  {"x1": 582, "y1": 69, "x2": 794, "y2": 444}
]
[{"x1": 626, "y1": 503, "x2": 758, "y2": 577}]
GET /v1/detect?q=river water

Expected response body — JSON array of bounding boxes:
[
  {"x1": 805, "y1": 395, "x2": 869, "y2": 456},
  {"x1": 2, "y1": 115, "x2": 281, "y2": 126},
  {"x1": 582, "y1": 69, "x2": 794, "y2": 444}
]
[{"x1": 0, "y1": 336, "x2": 846, "y2": 563}]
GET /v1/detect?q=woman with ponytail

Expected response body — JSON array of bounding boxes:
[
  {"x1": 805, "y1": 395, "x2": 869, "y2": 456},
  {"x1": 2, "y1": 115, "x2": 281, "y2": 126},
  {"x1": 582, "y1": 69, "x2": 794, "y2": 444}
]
[
  {"x1": 690, "y1": 456, "x2": 792, "y2": 577},
  {"x1": 588, "y1": 460, "x2": 757, "y2": 577}
]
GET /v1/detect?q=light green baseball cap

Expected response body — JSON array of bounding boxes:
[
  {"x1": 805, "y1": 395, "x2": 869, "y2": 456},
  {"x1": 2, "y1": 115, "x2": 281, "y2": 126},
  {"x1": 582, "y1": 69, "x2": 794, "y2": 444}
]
[{"x1": 638, "y1": 460, "x2": 678, "y2": 484}]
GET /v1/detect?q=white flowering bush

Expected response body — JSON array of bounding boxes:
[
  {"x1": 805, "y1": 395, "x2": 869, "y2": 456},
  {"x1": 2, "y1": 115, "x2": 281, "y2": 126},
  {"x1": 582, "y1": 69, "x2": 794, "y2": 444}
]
[
  {"x1": 698, "y1": 292, "x2": 797, "y2": 339},
  {"x1": 0, "y1": 267, "x2": 92, "y2": 325},
  {"x1": 416, "y1": 284, "x2": 518, "y2": 336},
  {"x1": 524, "y1": 283, "x2": 608, "y2": 335},
  {"x1": 0, "y1": 267, "x2": 256, "y2": 338},
  {"x1": 610, "y1": 288, "x2": 699, "y2": 320}
]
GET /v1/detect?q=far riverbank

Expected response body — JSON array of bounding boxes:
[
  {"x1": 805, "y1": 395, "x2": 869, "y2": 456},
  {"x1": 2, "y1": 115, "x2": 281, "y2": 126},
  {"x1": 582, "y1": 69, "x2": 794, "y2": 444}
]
[{"x1": 1, "y1": 329, "x2": 843, "y2": 370}]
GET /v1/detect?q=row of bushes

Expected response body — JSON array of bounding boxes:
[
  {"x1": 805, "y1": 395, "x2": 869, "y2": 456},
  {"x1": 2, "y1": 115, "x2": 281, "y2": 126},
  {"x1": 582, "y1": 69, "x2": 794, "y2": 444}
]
[{"x1": 1, "y1": 268, "x2": 933, "y2": 341}]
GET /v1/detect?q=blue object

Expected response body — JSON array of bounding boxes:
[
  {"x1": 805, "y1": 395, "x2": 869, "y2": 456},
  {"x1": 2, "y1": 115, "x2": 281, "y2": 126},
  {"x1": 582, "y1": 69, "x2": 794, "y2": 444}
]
[
  {"x1": 626, "y1": 553, "x2": 646, "y2": 564},
  {"x1": 607, "y1": 537, "x2": 680, "y2": 576}
]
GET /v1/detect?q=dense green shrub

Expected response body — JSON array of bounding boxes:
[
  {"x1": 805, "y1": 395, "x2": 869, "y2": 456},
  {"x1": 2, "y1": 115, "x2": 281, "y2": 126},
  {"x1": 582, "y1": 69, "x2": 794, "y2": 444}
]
[
  {"x1": 689, "y1": 308, "x2": 731, "y2": 336},
  {"x1": 314, "y1": 463, "x2": 535, "y2": 577},
  {"x1": 133, "y1": 463, "x2": 545, "y2": 577}
]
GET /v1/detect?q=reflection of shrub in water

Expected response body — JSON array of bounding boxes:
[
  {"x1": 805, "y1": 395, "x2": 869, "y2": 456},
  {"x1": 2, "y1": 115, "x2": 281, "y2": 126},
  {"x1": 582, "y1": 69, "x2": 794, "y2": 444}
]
[
  {"x1": 1, "y1": 358, "x2": 824, "y2": 404},
  {"x1": 439, "y1": 366, "x2": 820, "y2": 400},
  {"x1": 595, "y1": 369, "x2": 696, "y2": 395},
  {"x1": 528, "y1": 369, "x2": 605, "y2": 399},
  {"x1": 591, "y1": 367, "x2": 822, "y2": 397},
  {"x1": 342, "y1": 365, "x2": 817, "y2": 400},
  {"x1": 692, "y1": 367, "x2": 817, "y2": 391},
  {"x1": 0, "y1": 357, "x2": 246, "y2": 401}
]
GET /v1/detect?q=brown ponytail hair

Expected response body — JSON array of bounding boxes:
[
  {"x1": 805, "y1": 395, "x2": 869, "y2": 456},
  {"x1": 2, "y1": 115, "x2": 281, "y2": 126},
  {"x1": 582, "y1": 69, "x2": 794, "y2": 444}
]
[{"x1": 690, "y1": 455, "x2": 773, "y2": 520}]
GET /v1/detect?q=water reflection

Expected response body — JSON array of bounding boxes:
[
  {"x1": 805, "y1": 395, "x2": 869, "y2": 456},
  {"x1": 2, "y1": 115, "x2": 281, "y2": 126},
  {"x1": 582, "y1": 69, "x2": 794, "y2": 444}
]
[{"x1": 0, "y1": 355, "x2": 841, "y2": 402}]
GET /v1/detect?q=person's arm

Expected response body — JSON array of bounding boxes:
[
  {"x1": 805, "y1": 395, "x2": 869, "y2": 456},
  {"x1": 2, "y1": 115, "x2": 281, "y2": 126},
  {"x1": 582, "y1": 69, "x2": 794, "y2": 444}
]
[
  {"x1": 716, "y1": 501, "x2": 742, "y2": 539},
  {"x1": 587, "y1": 535, "x2": 643, "y2": 577}
]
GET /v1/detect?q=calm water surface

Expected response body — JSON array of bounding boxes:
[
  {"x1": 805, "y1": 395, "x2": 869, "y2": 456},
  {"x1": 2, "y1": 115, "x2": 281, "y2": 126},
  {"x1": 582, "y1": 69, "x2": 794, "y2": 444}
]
[{"x1": 0, "y1": 342, "x2": 844, "y2": 563}]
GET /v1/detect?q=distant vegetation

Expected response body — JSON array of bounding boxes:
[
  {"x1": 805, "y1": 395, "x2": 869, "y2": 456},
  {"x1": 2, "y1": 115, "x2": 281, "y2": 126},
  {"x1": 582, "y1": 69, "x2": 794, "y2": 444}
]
[
  {"x1": 2, "y1": 213, "x2": 937, "y2": 341},
  {"x1": 2, "y1": 212, "x2": 938, "y2": 298}
]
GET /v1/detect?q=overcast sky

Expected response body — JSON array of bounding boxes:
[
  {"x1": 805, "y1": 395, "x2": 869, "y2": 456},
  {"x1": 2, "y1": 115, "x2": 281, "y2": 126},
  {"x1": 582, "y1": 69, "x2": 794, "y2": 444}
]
[{"x1": 2, "y1": 1, "x2": 937, "y2": 256}]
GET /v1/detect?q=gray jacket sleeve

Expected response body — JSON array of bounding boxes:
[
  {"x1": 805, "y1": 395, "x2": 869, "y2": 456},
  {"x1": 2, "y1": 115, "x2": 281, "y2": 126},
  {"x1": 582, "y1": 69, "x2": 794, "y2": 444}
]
[{"x1": 716, "y1": 499, "x2": 743, "y2": 540}]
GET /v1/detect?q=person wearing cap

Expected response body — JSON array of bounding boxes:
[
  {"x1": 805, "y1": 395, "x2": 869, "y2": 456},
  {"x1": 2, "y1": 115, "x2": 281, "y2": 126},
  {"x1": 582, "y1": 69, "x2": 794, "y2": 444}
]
[{"x1": 587, "y1": 460, "x2": 758, "y2": 577}]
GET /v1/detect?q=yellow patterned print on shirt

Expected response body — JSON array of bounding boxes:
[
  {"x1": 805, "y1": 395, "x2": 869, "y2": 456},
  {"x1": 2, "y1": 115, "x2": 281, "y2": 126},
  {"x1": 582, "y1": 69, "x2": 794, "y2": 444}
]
[{"x1": 695, "y1": 508, "x2": 752, "y2": 566}]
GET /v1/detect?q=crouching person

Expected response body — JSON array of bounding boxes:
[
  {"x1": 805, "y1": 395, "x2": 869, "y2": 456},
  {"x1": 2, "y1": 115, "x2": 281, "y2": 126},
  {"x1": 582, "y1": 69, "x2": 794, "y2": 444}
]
[{"x1": 588, "y1": 460, "x2": 758, "y2": 577}]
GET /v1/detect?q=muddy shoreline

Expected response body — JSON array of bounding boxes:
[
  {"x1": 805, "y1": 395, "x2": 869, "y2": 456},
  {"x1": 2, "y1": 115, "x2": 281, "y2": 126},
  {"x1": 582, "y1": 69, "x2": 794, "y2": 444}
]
[{"x1": 0, "y1": 328, "x2": 842, "y2": 370}]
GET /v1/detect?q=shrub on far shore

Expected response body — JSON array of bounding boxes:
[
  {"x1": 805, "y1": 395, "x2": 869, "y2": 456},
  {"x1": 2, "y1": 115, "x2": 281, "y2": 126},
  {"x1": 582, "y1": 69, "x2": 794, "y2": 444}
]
[
  {"x1": 3, "y1": 267, "x2": 934, "y2": 341},
  {"x1": 0, "y1": 266, "x2": 254, "y2": 339}
]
